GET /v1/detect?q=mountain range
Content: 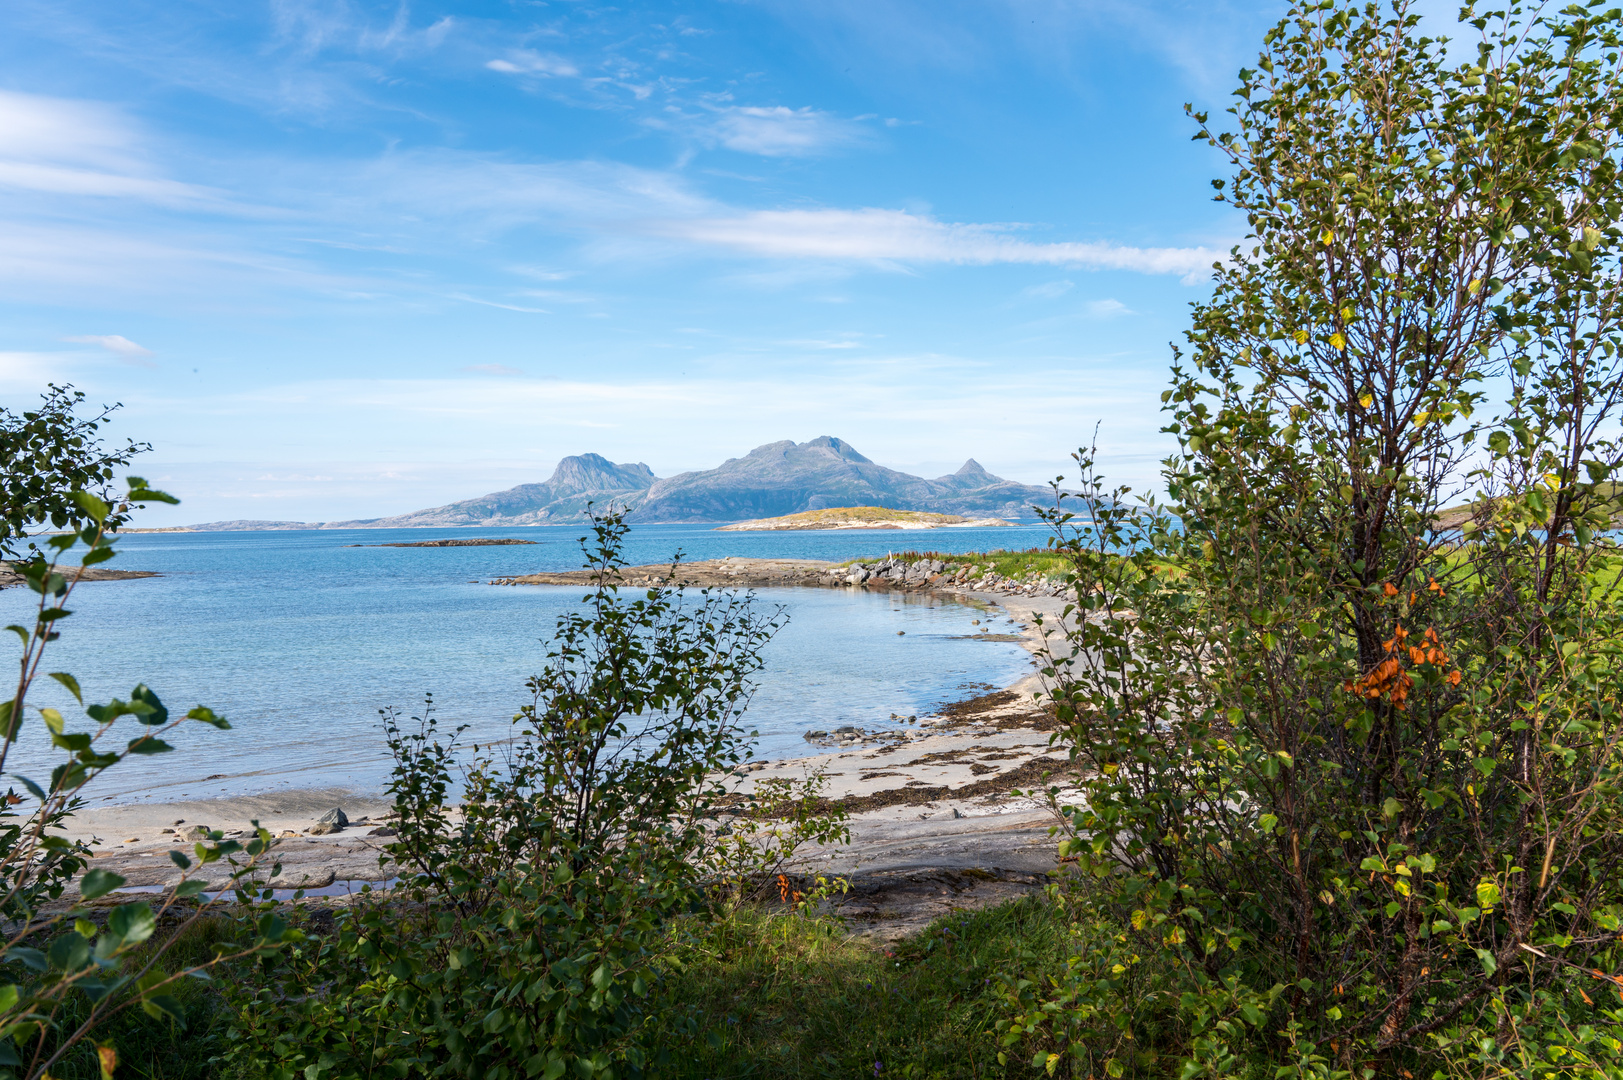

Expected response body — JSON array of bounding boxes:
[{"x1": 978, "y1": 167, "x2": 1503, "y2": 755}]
[{"x1": 177, "y1": 437, "x2": 1064, "y2": 530}]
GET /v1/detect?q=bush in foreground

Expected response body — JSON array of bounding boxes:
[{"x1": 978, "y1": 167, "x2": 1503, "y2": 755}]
[{"x1": 1002, "y1": 1, "x2": 1623, "y2": 1076}]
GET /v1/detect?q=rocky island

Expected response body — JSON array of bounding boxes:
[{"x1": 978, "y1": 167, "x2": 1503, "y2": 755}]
[
  {"x1": 717, "y1": 506, "x2": 1011, "y2": 531},
  {"x1": 162, "y1": 436, "x2": 1064, "y2": 530},
  {"x1": 347, "y1": 538, "x2": 539, "y2": 547}
]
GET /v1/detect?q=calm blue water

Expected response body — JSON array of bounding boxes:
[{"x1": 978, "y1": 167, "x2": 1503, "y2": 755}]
[{"x1": 0, "y1": 522, "x2": 1048, "y2": 804}]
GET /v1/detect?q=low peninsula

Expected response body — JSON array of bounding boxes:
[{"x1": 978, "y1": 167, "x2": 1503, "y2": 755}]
[
  {"x1": 717, "y1": 506, "x2": 1011, "y2": 531},
  {"x1": 347, "y1": 538, "x2": 539, "y2": 548}
]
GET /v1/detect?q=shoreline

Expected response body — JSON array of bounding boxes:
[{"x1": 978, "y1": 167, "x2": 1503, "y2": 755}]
[{"x1": 48, "y1": 568, "x2": 1079, "y2": 936}]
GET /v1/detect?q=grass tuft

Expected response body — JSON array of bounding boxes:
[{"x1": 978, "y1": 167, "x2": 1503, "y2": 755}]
[{"x1": 657, "y1": 895, "x2": 1070, "y2": 1078}]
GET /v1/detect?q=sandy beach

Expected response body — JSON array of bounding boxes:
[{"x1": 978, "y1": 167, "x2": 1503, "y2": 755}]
[{"x1": 48, "y1": 577, "x2": 1080, "y2": 936}]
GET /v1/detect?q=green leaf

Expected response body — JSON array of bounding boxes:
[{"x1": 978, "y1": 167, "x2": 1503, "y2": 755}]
[
  {"x1": 106, "y1": 903, "x2": 156, "y2": 947},
  {"x1": 1258, "y1": 814, "x2": 1279, "y2": 835},
  {"x1": 39, "y1": 708, "x2": 63, "y2": 736},
  {"x1": 128, "y1": 684, "x2": 168, "y2": 726},
  {"x1": 1474, "y1": 947, "x2": 1497, "y2": 975},
  {"x1": 1476, "y1": 881, "x2": 1501, "y2": 909},
  {"x1": 185, "y1": 706, "x2": 229, "y2": 730},
  {"x1": 140, "y1": 994, "x2": 183, "y2": 1022},
  {"x1": 125, "y1": 736, "x2": 173, "y2": 755},
  {"x1": 48, "y1": 933, "x2": 90, "y2": 972},
  {"x1": 80, "y1": 547, "x2": 115, "y2": 567},
  {"x1": 79, "y1": 869, "x2": 127, "y2": 900},
  {"x1": 125, "y1": 479, "x2": 179, "y2": 506},
  {"x1": 168, "y1": 850, "x2": 191, "y2": 870},
  {"x1": 68, "y1": 491, "x2": 110, "y2": 524},
  {"x1": 5, "y1": 947, "x2": 45, "y2": 972},
  {"x1": 47, "y1": 673, "x2": 82, "y2": 704}
]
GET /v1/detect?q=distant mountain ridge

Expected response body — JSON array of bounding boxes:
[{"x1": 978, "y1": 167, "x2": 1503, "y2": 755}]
[{"x1": 174, "y1": 438, "x2": 1063, "y2": 530}]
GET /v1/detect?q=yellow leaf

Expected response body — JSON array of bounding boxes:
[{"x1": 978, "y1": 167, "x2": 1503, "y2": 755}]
[
  {"x1": 1359, "y1": 393, "x2": 1374, "y2": 409},
  {"x1": 1340, "y1": 306, "x2": 1354, "y2": 320},
  {"x1": 1330, "y1": 332, "x2": 1346, "y2": 351},
  {"x1": 1468, "y1": 278, "x2": 1483, "y2": 295},
  {"x1": 1294, "y1": 329, "x2": 1309, "y2": 344},
  {"x1": 1320, "y1": 228, "x2": 1334, "y2": 244}
]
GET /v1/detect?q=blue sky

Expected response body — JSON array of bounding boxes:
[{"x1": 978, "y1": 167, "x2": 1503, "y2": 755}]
[{"x1": 0, "y1": 0, "x2": 1280, "y2": 525}]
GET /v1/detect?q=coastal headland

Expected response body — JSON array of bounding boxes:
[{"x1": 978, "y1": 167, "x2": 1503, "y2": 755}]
[
  {"x1": 0, "y1": 563, "x2": 160, "y2": 588},
  {"x1": 488, "y1": 554, "x2": 1072, "y2": 600},
  {"x1": 347, "y1": 537, "x2": 539, "y2": 548}
]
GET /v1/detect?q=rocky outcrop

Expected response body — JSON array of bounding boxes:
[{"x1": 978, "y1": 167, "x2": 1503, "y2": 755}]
[{"x1": 487, "y1": 555, "x2": 1074, "y2": 600}]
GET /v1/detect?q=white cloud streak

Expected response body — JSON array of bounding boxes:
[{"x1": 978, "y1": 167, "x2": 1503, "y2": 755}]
[
  {"x1": 650, "y1": 208, "x2": 1217, "y2": 277},
  {"x1": 485, "y1": 50, "x2": 580, "y2": 77},
  {"x1": 63, "y1": 333, "x2": 156, "y2": 362},
  {"x1": 0, "y1": 90, "x2": 236, "y2": 210},
  {"x1": 704, "y1": 106, "x2": 869, "y2": 156}
]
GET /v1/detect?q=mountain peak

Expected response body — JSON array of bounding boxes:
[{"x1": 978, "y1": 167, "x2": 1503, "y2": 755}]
[
  {"x1": 955, "y1": 458, "x2": 990, "y2": 477},
  {"x1": 548, "y1": 454, "x2": 657, "y2": 496},
  {"x1": 802, "y1": 436, "x2": 873, "y2": 464}
]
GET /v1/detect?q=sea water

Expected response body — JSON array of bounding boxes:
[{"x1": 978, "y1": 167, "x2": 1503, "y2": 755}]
[{"x1": 0, "y1": 522, "x2": 1049, "y2": 803}]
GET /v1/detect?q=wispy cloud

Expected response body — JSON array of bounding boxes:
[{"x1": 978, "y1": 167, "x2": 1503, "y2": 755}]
[
  {"x1": 450, "y1": 294, "x2": 551, "y2": 314},
  {"x1": 703, "y1": 105, "x2": 870, "y2": 157},
  {"x1": 1024, "y1": 279, "x2": 1074, "y2": 298},
  {"x1": 650, "y1": 208, "x2": 1218, "y2": 278},
  {"x1": 1083, "y1": 298, "x2": 1132, "y2": 318},
  {"x1": 63, "y1": 333, "x2": 156, "y2": 363},
  {"x1": 0, "y1": 90, "x2": 234, "y2": 210},
  {"x1": 485, "y1": 50, "x2": 580, "y2": 78}
]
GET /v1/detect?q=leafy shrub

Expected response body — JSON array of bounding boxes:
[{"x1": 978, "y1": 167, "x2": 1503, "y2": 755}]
[
  {"x1": 223, "y1": 511, "x2": 794, "y2": 1079},
  {"x1": 999, "y1": 1, "x2": 1623, "y2": 1076},
  {"x1": 0, "y1": 386, "x2": 148, "y2": 560},
  {"x1": 0, "y1": 467, "x2": 290, "y2": 1079},
  {"x1": 704, "y1": 768, "x2": 849, "y2": 909}
]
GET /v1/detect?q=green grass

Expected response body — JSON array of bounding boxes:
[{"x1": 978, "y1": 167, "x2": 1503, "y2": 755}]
[
  {"x1": 656, "y1": 896, "x2": 1070, "y2": 1079},
  {"x1": 23, "y1": 917, "x2": 248, "y2": 1080},
  {"x1": 25, "y1": 897, "x2": 1074, "y2": 1079}
]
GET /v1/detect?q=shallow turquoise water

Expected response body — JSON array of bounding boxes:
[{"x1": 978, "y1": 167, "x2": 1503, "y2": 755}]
[{"x1": 0, "y1": 523, "x2": 1045, "y2": 803}]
